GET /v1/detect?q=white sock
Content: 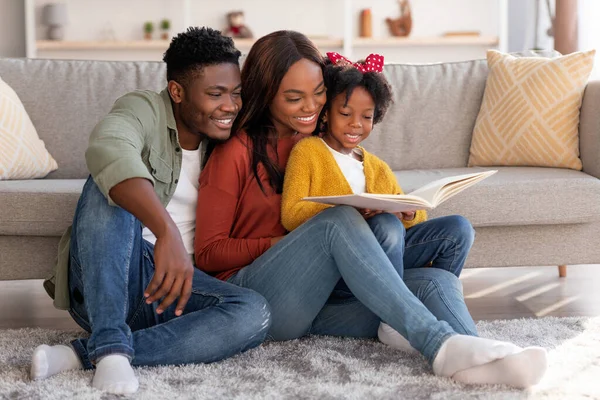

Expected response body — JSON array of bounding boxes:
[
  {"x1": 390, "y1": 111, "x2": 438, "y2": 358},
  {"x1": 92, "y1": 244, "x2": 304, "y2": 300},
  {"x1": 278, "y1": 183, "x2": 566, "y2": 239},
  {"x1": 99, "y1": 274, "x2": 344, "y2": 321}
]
[
  {"x1": 377, "y1": 322, "x2": 419, "y2": 354},
  {"x1": 452, "y1": 347, "x2": 548, "y2": 388},
  {"x1": 30, "y1": 344, "x2": 82, "y2": 380},
  {"x1": 432, "y1": 334, "x2": 522, "y2": 378},
  {"x1": 92, "y1": 354, "x2": 139, "y2": 394}
]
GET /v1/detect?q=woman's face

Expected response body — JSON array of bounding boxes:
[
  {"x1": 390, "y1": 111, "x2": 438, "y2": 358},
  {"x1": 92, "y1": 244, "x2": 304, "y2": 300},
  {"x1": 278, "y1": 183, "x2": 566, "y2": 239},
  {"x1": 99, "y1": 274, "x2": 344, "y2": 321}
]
[{"x1": 269, "y1": 58, "x2": 326, "y2": 137}]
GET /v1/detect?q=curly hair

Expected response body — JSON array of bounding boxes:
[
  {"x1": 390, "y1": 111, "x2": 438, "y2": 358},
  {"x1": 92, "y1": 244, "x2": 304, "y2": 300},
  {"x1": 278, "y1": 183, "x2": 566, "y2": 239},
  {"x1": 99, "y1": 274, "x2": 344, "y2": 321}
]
[
  {"x1": 162, "y1": 27, "x2": 241, "y2": 86},
  {"x1": 319, "y1": 58, "x2": 393, "y2": 133}
]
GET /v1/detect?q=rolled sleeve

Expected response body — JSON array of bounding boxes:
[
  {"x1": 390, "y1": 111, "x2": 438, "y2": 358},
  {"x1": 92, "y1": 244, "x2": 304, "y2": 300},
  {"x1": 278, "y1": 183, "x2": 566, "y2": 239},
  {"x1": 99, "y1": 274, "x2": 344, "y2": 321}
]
[{"x1": 85, "y1": 92, "x2": 159, "y2": 205}]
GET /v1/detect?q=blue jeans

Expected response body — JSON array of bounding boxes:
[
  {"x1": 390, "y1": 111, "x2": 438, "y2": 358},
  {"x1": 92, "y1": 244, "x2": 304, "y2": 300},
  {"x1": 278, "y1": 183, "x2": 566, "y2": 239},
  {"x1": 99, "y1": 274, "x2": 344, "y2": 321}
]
[
  {"x1": 228, "y1": 206, "x2": 475, "y2": 364},
  {"x1": 368, "y1": 213, "x2": 475, "y2": 280},
  {"x1": 68, "y1": 177, "x2": 271, "y2": 369}
]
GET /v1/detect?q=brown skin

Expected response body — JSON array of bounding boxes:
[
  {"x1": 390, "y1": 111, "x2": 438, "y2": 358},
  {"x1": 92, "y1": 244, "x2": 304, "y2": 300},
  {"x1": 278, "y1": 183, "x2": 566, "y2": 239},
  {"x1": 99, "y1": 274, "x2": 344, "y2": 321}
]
[
  {"x1": 269, "y1": 58, "x2": 327, "y2": 245},
  {"x1": 322, "y1": 87, "x2": 415, "y2": 222},
  {"x1": 110, "y1": 63, "x2": 242, "y2": 316},
  {"x1": 269, "y1": 58, "x2": 327, "y2": 139}
]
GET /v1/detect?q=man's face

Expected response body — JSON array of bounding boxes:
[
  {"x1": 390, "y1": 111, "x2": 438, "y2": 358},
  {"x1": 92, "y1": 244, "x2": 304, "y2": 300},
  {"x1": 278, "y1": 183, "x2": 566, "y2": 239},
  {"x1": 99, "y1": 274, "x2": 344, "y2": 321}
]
[{"x1": 171, "y1": 63, "x2": 242, "y2": 143}]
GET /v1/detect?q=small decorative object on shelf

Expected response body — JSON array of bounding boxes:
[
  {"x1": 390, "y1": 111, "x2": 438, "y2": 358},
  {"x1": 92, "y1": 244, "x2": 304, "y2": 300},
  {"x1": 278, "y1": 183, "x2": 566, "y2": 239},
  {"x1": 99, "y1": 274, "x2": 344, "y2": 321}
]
[
  {"x1": 359, "y1": 9, "x2": 372, "y2": 38},
  {"x1": 143, "y1": 21, "x2": 154, "y2": 40},
  {"x1": 223, "y1": 11, "x2": 253, "y2": 39},
  {"x1": 386, "y1": 0, "x2": 412, "y2": 37},
  {"x1": 160, "y1": 19, "x2": 171, "y2": 40},
  {"x1": 42, "y1": 3, "x2": 69, "y2": 41}
]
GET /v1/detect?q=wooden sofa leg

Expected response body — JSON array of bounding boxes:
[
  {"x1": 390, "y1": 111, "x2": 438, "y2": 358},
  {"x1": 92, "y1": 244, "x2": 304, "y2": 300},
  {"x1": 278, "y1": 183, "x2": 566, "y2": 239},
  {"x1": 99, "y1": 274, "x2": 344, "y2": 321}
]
[{"x1": 558, "y1": 265, "x2": 567, "y2": 278}]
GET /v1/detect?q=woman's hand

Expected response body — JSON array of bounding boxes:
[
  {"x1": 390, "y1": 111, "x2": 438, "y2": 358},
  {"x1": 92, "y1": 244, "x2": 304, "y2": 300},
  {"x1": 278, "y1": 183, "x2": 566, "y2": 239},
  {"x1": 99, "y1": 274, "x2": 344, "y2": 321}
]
[{"x1": 271, "y1": 236, "x2": 286, "y2": 247}]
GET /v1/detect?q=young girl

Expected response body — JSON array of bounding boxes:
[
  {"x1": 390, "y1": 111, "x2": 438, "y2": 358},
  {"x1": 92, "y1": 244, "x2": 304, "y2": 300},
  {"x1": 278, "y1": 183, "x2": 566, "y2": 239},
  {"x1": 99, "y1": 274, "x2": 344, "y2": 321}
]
[{"x1": 280, "y1": 52, "x2": 493, "y2": 354}]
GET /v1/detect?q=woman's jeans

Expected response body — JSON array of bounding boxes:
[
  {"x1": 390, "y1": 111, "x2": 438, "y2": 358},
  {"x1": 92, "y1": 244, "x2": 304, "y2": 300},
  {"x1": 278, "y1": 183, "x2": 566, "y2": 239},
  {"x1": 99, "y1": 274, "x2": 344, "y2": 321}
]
[
  {"x1": 228, "y1": 206, "x2": 477, "y2": 364},
  {"x1": 67, "y1": 177, "x2": 271, "y2": 369}
]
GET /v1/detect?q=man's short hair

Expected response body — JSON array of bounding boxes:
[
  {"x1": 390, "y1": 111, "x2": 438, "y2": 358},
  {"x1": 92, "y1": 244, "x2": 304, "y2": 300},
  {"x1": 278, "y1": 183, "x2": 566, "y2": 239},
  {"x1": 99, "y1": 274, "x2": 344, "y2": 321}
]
[{"x1": 163, "y1": 27, "x2": 242, "y2": 86}]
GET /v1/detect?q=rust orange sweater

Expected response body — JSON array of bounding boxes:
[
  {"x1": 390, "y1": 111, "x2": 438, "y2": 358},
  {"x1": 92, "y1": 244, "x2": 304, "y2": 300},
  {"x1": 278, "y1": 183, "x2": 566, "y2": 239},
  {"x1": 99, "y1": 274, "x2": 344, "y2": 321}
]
[{"x1": 194, "y1": 131, "x2": 307, "y2": 281}]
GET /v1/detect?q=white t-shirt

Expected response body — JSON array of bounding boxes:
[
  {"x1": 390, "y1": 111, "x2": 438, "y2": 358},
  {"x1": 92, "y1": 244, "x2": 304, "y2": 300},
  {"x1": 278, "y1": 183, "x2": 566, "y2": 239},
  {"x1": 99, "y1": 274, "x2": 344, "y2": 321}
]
[
  {"x1": 142, "y1": 143, "x2": 204, "y2": 254},
  {"x1": 322, "y1": 139, "x2": 366, "y2": 194}
]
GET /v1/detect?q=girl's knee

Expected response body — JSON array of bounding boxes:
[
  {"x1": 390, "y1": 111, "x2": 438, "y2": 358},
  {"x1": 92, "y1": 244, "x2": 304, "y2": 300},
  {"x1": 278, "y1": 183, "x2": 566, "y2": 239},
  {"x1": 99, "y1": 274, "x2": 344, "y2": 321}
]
[{"x1": 446, "y1": 215, "x2": 475, "y2": 245}]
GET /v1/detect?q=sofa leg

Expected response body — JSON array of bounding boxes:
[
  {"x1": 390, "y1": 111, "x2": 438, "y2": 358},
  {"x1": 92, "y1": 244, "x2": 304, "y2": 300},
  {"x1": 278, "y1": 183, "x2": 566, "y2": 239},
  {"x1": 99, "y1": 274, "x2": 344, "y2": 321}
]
[{"x1": 558, "y1": 265, "x2": 567, "y2": 278}]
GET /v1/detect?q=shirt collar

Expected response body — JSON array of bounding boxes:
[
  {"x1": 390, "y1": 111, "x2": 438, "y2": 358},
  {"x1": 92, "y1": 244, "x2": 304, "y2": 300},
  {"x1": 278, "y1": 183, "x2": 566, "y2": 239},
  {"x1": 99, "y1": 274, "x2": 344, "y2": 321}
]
[{"x1": 160, "y1": 88, "x2": 177, "y2": 131}]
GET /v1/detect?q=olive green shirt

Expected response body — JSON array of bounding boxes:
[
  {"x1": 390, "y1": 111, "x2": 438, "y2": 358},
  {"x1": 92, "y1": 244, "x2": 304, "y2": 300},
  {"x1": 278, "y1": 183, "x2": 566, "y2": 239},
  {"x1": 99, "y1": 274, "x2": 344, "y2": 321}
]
[{"x1": 44, "y1": 88, "x2": 186, "y2": 310}]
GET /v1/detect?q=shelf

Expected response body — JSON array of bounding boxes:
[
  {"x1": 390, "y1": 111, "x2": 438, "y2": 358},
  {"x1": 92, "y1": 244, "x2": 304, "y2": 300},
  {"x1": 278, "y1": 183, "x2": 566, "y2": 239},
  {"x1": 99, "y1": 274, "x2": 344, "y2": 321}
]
[
  {"x1": 353, "y1": 36, "x2": 499, "y2": 47},
  {"x1": 37, "y1": 40, "x2": 171, "y2": 50},
  {"x1": 36, "y1": 37, "x2": 345, "y2": 51}
]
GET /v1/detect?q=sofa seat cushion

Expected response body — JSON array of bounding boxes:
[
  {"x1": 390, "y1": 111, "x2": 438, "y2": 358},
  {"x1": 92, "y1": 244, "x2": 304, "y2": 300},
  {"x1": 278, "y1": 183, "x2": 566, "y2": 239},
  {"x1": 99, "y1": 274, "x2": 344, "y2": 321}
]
[
  {"x1": 395, "y1": 167, "x2": 600, "y2": 227},
  {"x1": 0, "y1": 179, "x2": 85, "y2": 236}
]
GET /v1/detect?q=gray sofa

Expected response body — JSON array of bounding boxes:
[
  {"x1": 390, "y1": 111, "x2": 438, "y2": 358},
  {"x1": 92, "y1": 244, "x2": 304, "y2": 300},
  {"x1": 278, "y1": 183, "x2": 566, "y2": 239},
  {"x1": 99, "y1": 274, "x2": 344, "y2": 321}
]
[{"x1": 1, "y1": 57, "x2": 599, "y2": 282}]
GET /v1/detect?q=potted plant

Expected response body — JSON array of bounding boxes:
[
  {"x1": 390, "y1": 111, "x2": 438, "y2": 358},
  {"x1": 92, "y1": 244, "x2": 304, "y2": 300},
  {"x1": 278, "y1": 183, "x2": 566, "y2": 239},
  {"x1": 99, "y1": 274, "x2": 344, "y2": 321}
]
[
  {"x1": 143, "y1": 21, "x2": 154, "y2": 40},
  {"x1": 160, "y1": 19, "x2": 171, "y2": 40}
]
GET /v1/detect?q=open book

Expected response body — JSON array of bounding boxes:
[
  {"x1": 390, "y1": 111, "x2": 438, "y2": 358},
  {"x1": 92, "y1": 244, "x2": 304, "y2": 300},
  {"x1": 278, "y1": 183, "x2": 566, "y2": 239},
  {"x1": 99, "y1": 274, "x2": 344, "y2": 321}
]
[{"x1": 304, "y1": 170, "x2": 497, "y2": 213}]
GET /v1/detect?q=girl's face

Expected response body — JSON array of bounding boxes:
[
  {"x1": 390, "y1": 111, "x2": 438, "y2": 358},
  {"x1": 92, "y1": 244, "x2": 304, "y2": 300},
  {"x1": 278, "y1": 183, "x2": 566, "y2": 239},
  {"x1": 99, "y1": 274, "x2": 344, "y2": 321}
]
[
  {"x1": 269, "y1": 58, "x2": 326, "y2": 137},
  {"x1": 323, "y1": 86, "x2": 375, "y2": 155}
]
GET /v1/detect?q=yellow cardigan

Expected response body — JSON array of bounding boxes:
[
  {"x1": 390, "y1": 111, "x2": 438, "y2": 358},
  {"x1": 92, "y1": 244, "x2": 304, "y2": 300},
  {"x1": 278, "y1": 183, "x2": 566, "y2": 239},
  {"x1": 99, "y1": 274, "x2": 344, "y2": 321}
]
[{"x1": 282, "y1": 137, "x2": 427, "y2": 231}]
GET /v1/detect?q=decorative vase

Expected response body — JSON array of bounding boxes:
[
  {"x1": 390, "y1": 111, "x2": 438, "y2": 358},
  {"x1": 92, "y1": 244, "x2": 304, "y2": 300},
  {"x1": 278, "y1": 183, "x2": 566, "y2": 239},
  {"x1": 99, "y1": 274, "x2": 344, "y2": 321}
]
[{"x1": 360, "y1": 9, "x2": 372, "y2": 38}]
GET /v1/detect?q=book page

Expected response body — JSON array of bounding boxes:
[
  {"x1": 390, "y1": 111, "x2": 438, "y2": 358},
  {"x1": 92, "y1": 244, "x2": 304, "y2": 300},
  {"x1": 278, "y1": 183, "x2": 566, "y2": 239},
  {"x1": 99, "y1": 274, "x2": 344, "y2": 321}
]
[
  {"x1": 408, "y1": 170, "x2": 497, "y2": 206},
  {"x1": 303, "y1": 194, "x2": 432, "y2": 212}
]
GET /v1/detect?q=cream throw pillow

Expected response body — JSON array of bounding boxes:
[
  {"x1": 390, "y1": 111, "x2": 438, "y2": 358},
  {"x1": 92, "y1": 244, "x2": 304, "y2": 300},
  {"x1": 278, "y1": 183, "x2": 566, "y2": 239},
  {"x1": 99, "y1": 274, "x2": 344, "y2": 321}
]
[
  {"x1": 0, "y1": 76, "x2": 57, "y2": 179},
  {"x1": 468, "y1": 49, "x2": 595, "y2": 170}
]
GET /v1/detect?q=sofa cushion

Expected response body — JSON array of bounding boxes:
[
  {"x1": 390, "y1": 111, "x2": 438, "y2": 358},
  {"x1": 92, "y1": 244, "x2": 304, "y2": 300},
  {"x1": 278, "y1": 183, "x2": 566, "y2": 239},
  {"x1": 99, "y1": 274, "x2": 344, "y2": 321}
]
[
  {"x1": 468, "y1": 50, "x2": 595, "y2": 170},
  {"x1": 0, "y1": 179, "x2": 85, "y2": 236},
  {"x1": 395, "y1": 167, "x2": 600, "y2": 227},
  {"x1": 363, "y1": 59, "x2": 489, "y2": 171},
  {"x1": 0, "y1": 75, "x2": 58, "y2": 179},
  {"x1": 0, "y1": 59, "x2": 167, "y2": 179}
]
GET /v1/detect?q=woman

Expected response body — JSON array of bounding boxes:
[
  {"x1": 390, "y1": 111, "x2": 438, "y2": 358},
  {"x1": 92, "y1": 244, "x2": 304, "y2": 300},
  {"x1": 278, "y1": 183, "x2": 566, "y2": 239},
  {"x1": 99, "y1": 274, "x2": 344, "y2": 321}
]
[{"x1": 194, "y1": 30, "x2": 546, "y2": 387}]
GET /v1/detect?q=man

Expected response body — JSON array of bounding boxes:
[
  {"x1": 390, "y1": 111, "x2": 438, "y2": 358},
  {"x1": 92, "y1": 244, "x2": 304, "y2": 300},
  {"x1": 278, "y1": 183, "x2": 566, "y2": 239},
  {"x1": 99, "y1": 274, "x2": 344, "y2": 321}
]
[{"x1": 30, "y1": 27, "x2": 271, "y2": 395}]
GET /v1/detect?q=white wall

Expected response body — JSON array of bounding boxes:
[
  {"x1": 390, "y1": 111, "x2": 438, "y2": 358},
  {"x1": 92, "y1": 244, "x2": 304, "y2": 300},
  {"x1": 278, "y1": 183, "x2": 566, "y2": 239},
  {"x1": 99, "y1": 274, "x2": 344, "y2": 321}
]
[
  {"x1": 0, "y1": 0, "x2": 26, "y2": 57},
  {"x1": 34, "y1": 0, "x2": 499, "y2": 41},
  {"x1": 579, "y1": 0, "x2": 600, "y2": 80}
]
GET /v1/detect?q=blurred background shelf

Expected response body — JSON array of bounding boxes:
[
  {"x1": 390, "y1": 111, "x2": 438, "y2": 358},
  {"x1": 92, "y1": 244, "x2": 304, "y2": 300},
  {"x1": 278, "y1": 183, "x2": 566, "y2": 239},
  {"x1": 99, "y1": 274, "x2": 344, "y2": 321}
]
[{"x1": 26, "y1": 0, "x2": 509, "y2": 63}]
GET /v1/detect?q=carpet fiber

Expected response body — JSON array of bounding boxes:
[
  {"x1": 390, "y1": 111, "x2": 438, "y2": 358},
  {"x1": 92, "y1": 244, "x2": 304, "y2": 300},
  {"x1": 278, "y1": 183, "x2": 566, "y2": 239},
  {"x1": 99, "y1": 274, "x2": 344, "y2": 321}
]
[{"x1": 1, "y1": 317, "x2": 599, "y2": 399}]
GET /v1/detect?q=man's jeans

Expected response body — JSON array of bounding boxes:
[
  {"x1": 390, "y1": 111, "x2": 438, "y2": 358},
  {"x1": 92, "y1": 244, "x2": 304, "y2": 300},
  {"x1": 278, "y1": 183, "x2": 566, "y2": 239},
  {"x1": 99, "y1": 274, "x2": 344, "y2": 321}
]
[
  {"x1": 68, "y1": 177, "x2": 271, "y2": 369},
  {"x1": 228, "y1": 206, "x2": 476, "y2": 364}
]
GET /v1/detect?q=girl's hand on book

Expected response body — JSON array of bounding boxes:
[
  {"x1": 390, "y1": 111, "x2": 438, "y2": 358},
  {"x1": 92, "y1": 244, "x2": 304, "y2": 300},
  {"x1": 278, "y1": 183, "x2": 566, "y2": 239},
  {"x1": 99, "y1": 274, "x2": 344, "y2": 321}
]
[
  {"x1": 397, "y1": 211, "x2": 416, "y2": 221},
  {"x1": 357, "y1": 208, "x2": 384, "y2": 219}
]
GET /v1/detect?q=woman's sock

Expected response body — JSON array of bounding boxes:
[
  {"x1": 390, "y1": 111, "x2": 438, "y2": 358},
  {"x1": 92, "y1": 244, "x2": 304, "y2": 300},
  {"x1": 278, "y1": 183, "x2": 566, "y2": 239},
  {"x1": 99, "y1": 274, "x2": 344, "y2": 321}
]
[
  {"x1": 30, "y1": 344, "x2": 82, "y2": 380},
  {"x1": 92, "y1": 354, "x2": 139, "y2": 394},
  {"x1": 451, "y1": 347, "x2": 548, "y2": 388},
  {"x1": 432, "y1": 334, "x2": 522, "y2": 378},
  {"x1": 377, "y1": 322, "x2": 419, "y2": 354}
]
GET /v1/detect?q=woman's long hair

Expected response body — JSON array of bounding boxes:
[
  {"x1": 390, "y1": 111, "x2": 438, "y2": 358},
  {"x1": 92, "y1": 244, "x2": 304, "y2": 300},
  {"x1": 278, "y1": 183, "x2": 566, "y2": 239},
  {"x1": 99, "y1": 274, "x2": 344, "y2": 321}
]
[{"x1": 231, "y1": 30, "x2": 324, "y2": 194}]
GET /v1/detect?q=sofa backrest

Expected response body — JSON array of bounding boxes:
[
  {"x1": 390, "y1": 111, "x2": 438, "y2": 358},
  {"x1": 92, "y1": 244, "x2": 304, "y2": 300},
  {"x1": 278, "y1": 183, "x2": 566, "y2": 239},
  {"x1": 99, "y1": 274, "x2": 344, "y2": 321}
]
[
  {"x1": 0, "y1": 57, "x2": 490, "y2": 178},
  {"x1": 0, "y1": 58, "x2": 166, "y2": 179},
  {"x1": 363, "y1": 59, "x2": 489, "y2": 170}
]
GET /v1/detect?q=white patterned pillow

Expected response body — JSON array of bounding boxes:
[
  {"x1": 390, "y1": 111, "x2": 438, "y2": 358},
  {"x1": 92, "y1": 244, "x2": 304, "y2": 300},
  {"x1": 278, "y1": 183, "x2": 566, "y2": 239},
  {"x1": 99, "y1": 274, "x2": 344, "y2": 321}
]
[{"x1": 0, "y1": 76, "x2": 57, "y2": 179}]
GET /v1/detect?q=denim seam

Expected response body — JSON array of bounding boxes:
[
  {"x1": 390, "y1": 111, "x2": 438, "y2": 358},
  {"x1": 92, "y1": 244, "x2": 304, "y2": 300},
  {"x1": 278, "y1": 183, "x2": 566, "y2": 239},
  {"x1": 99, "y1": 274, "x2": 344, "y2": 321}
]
[
  {"x1": 426, "y1": 278, "x2": 472, "y2": 335},
  {"x1": 68, "y1": 307, "x2": 91, "y2": 332},
  {"x1": 123, "y1": 215, "x2": 136, "y2": 341},
  {"x1": 405, "y1": 236, "x2": 459, "y2": 273}
]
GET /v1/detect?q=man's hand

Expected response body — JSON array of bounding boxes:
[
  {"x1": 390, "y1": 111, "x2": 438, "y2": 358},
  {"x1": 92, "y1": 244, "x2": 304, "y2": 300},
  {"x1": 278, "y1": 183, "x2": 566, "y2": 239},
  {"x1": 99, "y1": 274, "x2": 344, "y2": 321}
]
[
  {"x1": 357, "y1": 208, "x2": 384, "y2": 220},
  {"x1": 144, "y1": 224, "x2": 194, "y2": 316},
  {"x1": 109, "y1": 178, "x2": 193, "y2": 317}
]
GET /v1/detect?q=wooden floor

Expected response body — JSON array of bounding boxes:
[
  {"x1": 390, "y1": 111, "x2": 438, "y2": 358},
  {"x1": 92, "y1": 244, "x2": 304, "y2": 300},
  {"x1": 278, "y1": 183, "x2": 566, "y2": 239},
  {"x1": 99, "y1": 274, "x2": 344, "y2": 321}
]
[{"x1": 1, "y1": 264, "x2": 599, "y2": 330}]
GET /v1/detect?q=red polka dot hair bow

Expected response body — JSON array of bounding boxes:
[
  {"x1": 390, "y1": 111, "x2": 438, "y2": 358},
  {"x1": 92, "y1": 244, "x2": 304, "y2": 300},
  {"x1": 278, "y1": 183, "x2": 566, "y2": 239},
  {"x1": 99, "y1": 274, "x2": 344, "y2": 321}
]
[{"x1": 326, "y1": 52, "x2": 385, "y2": 73}]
